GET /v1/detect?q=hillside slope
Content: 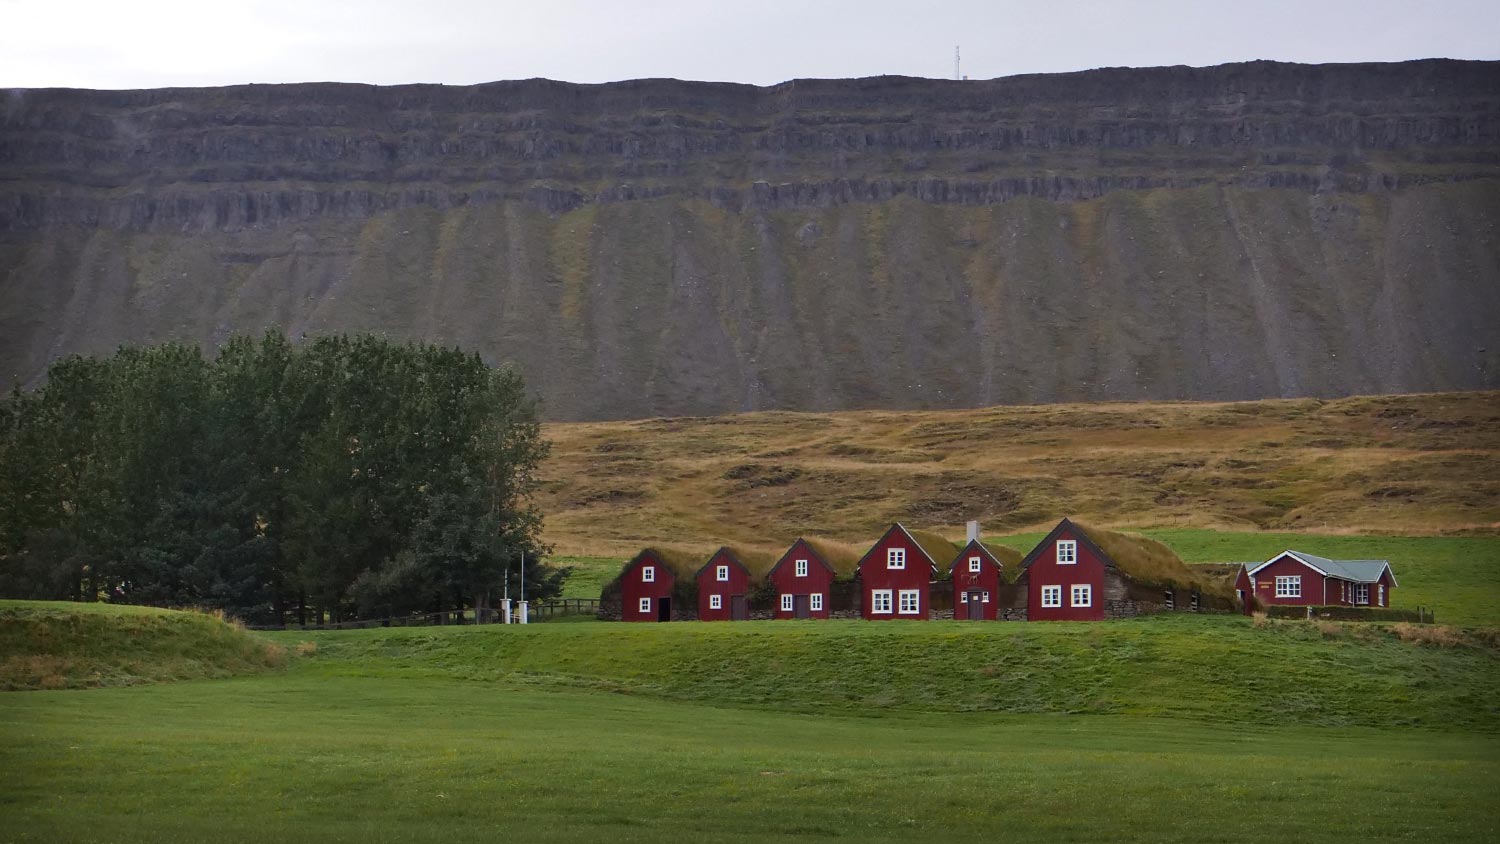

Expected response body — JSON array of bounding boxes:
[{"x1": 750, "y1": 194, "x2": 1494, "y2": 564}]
[
  {"x1": 3, "y1": 60, "x2": 1499, "y2": 418},
  {"x1": 283, "y1": 616, "x2": 1500, "y2": 730},
  {"x1": 537, "y1": 391, "x2": 1500, "y2": 555}
]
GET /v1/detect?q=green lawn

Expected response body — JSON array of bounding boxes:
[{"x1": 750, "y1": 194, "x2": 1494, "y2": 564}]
[
  {"x1": 4, "y1": 675, "x2": 1498, "y2": 844},
  {"x1": 554, "y1": 555, "x2": 624, "y2": 599}
]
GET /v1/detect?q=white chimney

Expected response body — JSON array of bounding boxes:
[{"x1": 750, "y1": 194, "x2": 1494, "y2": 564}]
[{"x1": 966, "y1": 520, "x2": 980, "y2": 543}]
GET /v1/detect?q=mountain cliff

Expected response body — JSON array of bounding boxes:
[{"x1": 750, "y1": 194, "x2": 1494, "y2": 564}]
[{"x1": 2, "y1": 60, "x2": 1498, "y2": 419}]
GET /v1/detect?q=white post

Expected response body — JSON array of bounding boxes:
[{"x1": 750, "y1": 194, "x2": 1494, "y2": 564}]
[
  {"x1": 518, "y1": 550, "x2": 528, "y2": 624},
  {"x1": 501, "y1": 598, "x2": 512, "y2": 625}
]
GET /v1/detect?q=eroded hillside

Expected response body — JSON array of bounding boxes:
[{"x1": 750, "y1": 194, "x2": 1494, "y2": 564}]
[{"x1": 2, "y1": 61, "x2": 1498, "y2": 417}]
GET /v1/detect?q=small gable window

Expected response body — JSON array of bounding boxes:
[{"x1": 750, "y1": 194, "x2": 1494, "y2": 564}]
[
  {"x1": 888, "y1": 548, "x2": 906, "y2": 569},
  {"x1": 709, "y1": 594, "x2": 722, "y2": 610},
  {"x1": 810, "y1": 593, "x2": 823, "y2": 611},
  {"x1": 795, "y1": 559, "x2": 808, "y2": 577},
  {"x1": 716, "y1": 565, "x2": 729, "y2": 581},
  {"x1": 641, "y1": 566, "x2": 655, "y2": 583},
  {"x1": 1057, "y1": 541, "x2": 1077, "y2": 565},
  {"x1": 968, "y1": 556, "x2": 982, "y2": 573}
]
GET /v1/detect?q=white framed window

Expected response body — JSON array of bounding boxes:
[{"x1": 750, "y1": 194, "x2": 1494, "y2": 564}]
[
  {"x1": 1378, "y1": 584, "x2": 1384, "y2": 606},
  {"x1": 709, "y1": 594, "x2": 722, "y2": 610},
  {"x1": 898, "y1": 589, "x2": 920, "y2": 615},
  {"x1": 1071, "y1": 584, "x2": 1092, "y2": 608},
  {"x1": 780, "y1": 593, "x2": 794, "y2": 612},
  {"x1": 716, "y1": 565, "x2": 729, "y2": 581},
  {"x1": 810, "y1": 593, "x2": 823, "y2": 611},
  {"x1": 981, "y1": 592, "x2": 990, "y2": 603},
  {"x1": 795, "y1": 559, "x2": 808, "y2": 577},
  {"x1": 1341, "y1": 581, "x2": 1349, "y2": 602},
  {"x1": 638, "y1": 597, "x2": 651, "y2": 613},
  {"x1": 871, "y1": 589, "x2": 893, "y2": 614},
  {"x1": 1355, "y1": 583, "x2": 1369, "y2": 605},
  {"x1": 968, "y1": 556, "x2": 982, "y2": 573},
  {"x1": 1041, "y1": 585, "x2": 1062, "y2": 608},
  {"x1": 641, "y1": 566, "x2": 655, "y2": 583},
  {"x1": 887, "y1": 548, "x2": 906, "y2": 569},
  {"x1": 1057, "y1": 541, "x2": 1077, "y2": 565},
  {"x1": 1275, "y1": 576, "x2": 1301, "y2": 598}
]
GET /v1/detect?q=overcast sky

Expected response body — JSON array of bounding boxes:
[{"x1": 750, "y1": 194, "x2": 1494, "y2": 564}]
[{"x1": 3, "y1": 0, "x2": 1497, "y2": 89}]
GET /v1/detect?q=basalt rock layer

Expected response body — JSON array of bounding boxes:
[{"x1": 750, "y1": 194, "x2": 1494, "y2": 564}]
[{"x1": 2, "y1": 60, "x2": 1498, "y2": 419}]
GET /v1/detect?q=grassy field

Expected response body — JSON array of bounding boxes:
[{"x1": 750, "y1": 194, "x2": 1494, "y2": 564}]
[
  {"x1": 537, "y1": 392, "x2": 1500, "y2": 560},
  {"x1": 5, "y1": 676, "x2": 1498, "y2": 844},
  {"x1": 4, "y1": 603, "x2": 1500, "y2": 842}
]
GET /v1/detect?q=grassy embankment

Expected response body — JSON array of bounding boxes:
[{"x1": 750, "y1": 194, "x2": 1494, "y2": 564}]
[
  {"x1": 0, "y1": 600, "x2": 286, "y2": 691},
  {"x1": 4, "y1": 602, "x2": 1500, "y2": 842}
]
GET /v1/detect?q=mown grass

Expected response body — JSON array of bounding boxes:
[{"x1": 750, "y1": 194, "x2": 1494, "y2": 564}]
[
  {"x1": 0, "y1": 600, "x2": 285, "y2": 690},
  {"x1": 268, "y1": 614, "x2": 1500, "y2": 731},
  {"x1": 4, "y1": 602, "x2": 1500, "y2": 842},
  {"x1": 4, "y1": 676, "x2": 1499, "y2": 844}
]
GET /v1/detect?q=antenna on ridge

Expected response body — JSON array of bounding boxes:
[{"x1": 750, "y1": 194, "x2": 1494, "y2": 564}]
[{"x1": 954, "y1": 45, "x2": 961, "y2": 81}]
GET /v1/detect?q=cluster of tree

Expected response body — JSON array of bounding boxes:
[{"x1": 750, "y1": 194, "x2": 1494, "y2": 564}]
[{"x1": 0, "y1": 333, "x2": 564, "y2": 624}]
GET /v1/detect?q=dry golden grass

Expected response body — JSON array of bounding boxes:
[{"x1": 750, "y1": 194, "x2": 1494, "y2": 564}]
[{"x1": 538, "y1": 392, "x2": 1500, "y2": 556}]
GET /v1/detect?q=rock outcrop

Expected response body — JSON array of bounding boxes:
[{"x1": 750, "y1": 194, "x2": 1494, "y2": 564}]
[{"x1": 1, "y1": 60, "x2": 1498, "y2": 418}]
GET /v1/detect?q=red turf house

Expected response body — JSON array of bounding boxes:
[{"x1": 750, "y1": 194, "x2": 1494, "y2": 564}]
[
  {"x1": 1017, "y1": 518, "x2": 1114, "y2": 621},
  {"x1": 767, "y1": 538, "x2": 836, "y2": 619},
  {"x1": 619, "y1": 550, "x2": 677, "y2": 622},
  {"x1": 857, "y1": 523, "x2": 937, "y2": 620},
  {"x1": 1235, "y1": 551, "x2": 1397, "y2": 614},
  {"x1": 697, "y1": 547, "x2": 753, "y2": 621},
  {"x1": 949, "y1": 539, "x2": 1006, "y2": 620}
]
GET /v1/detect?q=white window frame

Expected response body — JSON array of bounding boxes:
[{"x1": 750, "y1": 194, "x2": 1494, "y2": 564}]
[
  {"x1": 709, "y1": 594, "x2": 722, "y2": 610},
  {"x1": 1275, "y1": 575, "x2": 1301, "y2": 598},
  {"x1": 887, "y1": 548, "x2": 906, "y2": 570},
  {"x1": 898, "y1": 589, "x2": 920, "y2": 615},
  {"x1": 780, "y1": 593, "x2": 794, "y2": 612},
  {"x1": 1355, "y1": 583, "x2": 1369, "y2": 605},
  {"x1": 795, "y1": 559, "x2": 808, "y2": 577},
  {"x1": 638, "y1": 597, "x2": 651, "y2": 613},
  {"x1": 981, "y1": 592, "x2": 990, "y2": 603},
  {"x1": 1378, "y1": 584, "x2": 1384, "y2": 606},
  {"x1": 810, "y1": 593, "x2": 823, "y2": 611},
  {"x1": 968, "y1": 556, "x2": 982, "y2": 573},
  {"x1": 715, "y1": 565, "x2": 729, "y2": 582},
  {"x1": 1041, "y1": 585, "x2": 1062, "y2": 608},
  {"x1": 1057, "y1": 540, "x2": 1077, "y2": 565},
  {"x1": 871, "y1": 589, "x2": 893, "y2": 614},
  {"x1": 641, "y1": 566, "x2": 655, "y2": 583},
  {"x1": 1071, "y1": 584, "x2": 1092, "y2": 608}
]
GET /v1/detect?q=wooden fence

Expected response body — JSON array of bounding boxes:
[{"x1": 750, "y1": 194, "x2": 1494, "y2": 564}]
[{"x1": 249, "y1": 599, "x2": 600, "y2": 631}]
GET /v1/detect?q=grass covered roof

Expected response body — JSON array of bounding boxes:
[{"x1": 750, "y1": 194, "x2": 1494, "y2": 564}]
[{"x1": 1071, "y1": 522, "x2": 1233, "y2": 597}]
